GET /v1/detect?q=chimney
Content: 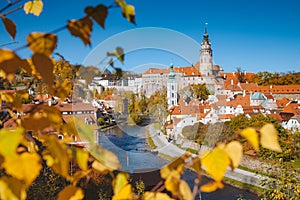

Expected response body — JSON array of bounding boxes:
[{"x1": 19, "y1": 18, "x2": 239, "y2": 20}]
[
  {"x1": 231, "y1": 79, "x2": 234, "y2": 85},
  {"x1": 243, "y1": 90, "x2": 246, "y2": 97}
]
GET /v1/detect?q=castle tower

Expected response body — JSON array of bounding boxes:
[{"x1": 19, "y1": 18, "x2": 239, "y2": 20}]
[
  {"x1": 199, "y1": 23, "x2": 213, "y2": 76},
  {"x1": 167, "y1": 64, "x2": 177, "y2": 108}
]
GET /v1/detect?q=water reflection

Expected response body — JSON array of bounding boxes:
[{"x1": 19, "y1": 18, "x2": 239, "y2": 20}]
[{"x1": 98, "y1": 125, "x2": 259, "y2": 200}]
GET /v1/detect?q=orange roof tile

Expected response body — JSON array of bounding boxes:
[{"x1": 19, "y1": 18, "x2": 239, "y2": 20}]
[
  {"x1": 218, "y1": 114, "x2": 235, "y2": 119},
  {"x1": 281, "y1": 103, "x2": 300, "y2": 115},
  {"x1": 267, "y1": 113, "x2": 283, "y2": 122},
  {"x1": 144, "y1": 66, "x2": 201, "y2": 77}
]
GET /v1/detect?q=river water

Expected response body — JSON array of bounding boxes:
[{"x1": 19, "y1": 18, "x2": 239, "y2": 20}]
[{"x1": 98, "y1": 125, "x2": 259, "y2": 200}]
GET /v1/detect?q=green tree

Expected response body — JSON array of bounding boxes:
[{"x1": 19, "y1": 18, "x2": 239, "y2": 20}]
[
  {"x1": 191, "y1": 83, "x2": 210, "y2": 100},
  {"x1": 137, "y1": 94, "x2": 148, "y2": 114}
]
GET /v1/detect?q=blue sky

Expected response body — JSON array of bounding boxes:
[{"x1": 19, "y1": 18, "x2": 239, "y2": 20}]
[{"x1": 1, "y1": 0, "x2": 300, "y2": 73}]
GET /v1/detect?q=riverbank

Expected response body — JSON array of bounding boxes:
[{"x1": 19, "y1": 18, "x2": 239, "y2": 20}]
[{"x1": 146, "y1": 123, "x2": 264, "y2": 195}]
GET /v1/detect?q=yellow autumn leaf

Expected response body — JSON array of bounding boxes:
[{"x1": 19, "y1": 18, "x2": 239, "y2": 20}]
[
  {"x1": 3, "y1": 152, "x2": 42, "y2": 187},
  {"x1": 113, "y1": 172, "x2": 129, "y2": 195},
  {"x1": 85, "y1": 4, "x2": 108, "y2": 28},
  {"x1": 114, "y1": 47, "x2": 125, "y2": 64},
  {"x1": 0, "y1": 127, "x2": 24, "y2": 157},
  {"x1": 224, "y1": 141, "x2": 243, "y2": 169},
  {"x1": 72, "y1": 117, "x2": 94, "y2": 142},
  {"x1": 240, "y1": 127, "x2": 259, "y2": 152},
  {"x1": 200, "y1": 146, "x2": 230, "y2": 182},
  {"x1": 143, "y1": 192, "x2": 174, "y2": 200},
  {"x1": 23, "y1": 0, "x2": 43, "y2": 16},
  {"x1": 160, "y1": 152, "x2": 190, "y2": 179},
  {"x1": 43, "y1": 135, "x2": 70, "y2": 178},
  {"x1": 76, "y1": 148, "x2": 89, "y2": 171},
  {"x1": 123, "y1": 4, "x2": 136, "y2": 24},
  {"x1": 27, "y1": 32, "x2": 57, "y2": 56},
  {"x1": 112, "y1": 184, "x2": 133, "y2": 200},
  {"x1": 165, "y1": 170, "x2": 180, "y2": 196},
  {"x1": 71, "y1": 170, "x2": 90, "y2": 186},
  {"x1": 260, "y1": 123, "x2": 282, "y2": 152},
  {"x1": 115, "y1": 0, "x2": 136, "y2": 24},
  {"x1": 0, "y1": 49, "x2": 15, "y2": 63},
  {"x1": 179, "y1": 180, "x2": 193, "y2": 200},
  {"x1": 67, "y1": 16, "x2": 93, "y2": 46},
  {"x1": 92, "y1": 160, "x2": 113, "y2": 174},
  {"x1": 32, "y1": 53, "x2": 54, "y2": 85},
  {"x1": 1, "y1": 16, "x2": 16, "y2": 39},
  {"x1": 0, "y1": 176, "x2": 27, "y2": 200},
  {"x1": 22, "y1": 105, "x2": 62, "y2": 132},
  {"x1": 200, "y1": 181, "x2": 224, "y2": 193},
  {"x1": 0, "y1": 49, "x2": 30, "y2": 75},
  {"x1": 87, "y1": 143, "x2": 121, "y2": 170},
  {"x1": 57, "y1": 185, "x2": 84, "y2": 200}
]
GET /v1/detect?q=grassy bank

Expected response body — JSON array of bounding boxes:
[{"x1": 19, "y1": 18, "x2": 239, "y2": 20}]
[
  {"x1": 147, "y1": 133, "x2": 157, "y2": 148},
  {"x1": 223, "y1": 176, "x2": 262, "y2": 196}
]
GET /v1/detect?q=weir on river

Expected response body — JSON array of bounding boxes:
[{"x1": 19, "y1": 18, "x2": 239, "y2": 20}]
[{"x1": 98, "y1": 124, "x2": 259, "y2": 200}]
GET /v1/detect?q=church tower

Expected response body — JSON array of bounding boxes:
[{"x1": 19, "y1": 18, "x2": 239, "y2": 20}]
[
  {"x1": 199, "y1": 23, "x2": 213, "y2": 76},
  {"x1": 167, "y1": 64, "x2": 177, "y2": 108}
]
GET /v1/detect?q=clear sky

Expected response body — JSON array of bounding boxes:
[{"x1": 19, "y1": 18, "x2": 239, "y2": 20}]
[{"x1": 1, "y1": 0, "x2": 300, "y2": 73}]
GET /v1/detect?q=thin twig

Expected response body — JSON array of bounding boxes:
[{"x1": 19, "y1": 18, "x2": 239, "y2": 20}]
[
  {"x1": 150, "y1": 180, "x2": 164, "y2": 192},
  {"x1": 0, "y1": 0, "x2": 22, "y2": 13},
  {"x1": 2, "y1": 4, "x2": 22, "y2": 16},
  {"x1": 0, "y1": 41, "x2": 18, "y2": 47}
]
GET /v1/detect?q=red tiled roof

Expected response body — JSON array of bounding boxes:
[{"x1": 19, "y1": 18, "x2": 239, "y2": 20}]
[
  {"x1": 221, "y1": 72, "x2": 255, "y2": 87},
  {"x1": 56, "y1": 103, "x2": 94, "y2": 112},
  {"x1": 267, "y1": 113, "x2": 283, "y2": 122},
  {"x1": 281, "y1": 103, "x2": 300, "y2": 115},
  {"x1": 144, "y1": 66, "x2": 201, "y2": 77},
  {"x1": 240, "y1": 84, "x2": 300, "y2": 95},
  {"x1": 218, "y1": 114, "x2": 235, "y2": 119}
]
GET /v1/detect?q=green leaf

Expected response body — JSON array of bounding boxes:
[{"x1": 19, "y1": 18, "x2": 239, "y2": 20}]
[
  {"x1": 1, "y1": 16, "x2": 16, "y2": 39},
  {"x1": 24, "y1": 0, "x2": 43, "y2": 16},
  {"x1": 260, "y1": 123, "x2": 282, "y2": 152},
  {"x1": 27, "y1": 32, "x2": 57, "y2": 56},
  {"x1": 32, "y1": 53, "x2": 54, "y2": 85},
  {"x1": 85, "y1": 4, "x2": 108, "y2": 29},
  {"x1": 57, "y1": 185, "x2": 84, "y2": 200},
  {"x1": 200, "y1": 146, "x2": 230, "y2": 182},
  {"x1": 240, "y1": 127, "x2": 259, "y2": 152},
  {"x1": 67, "y1": 16, "x2": 93, "y2": 46}
]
